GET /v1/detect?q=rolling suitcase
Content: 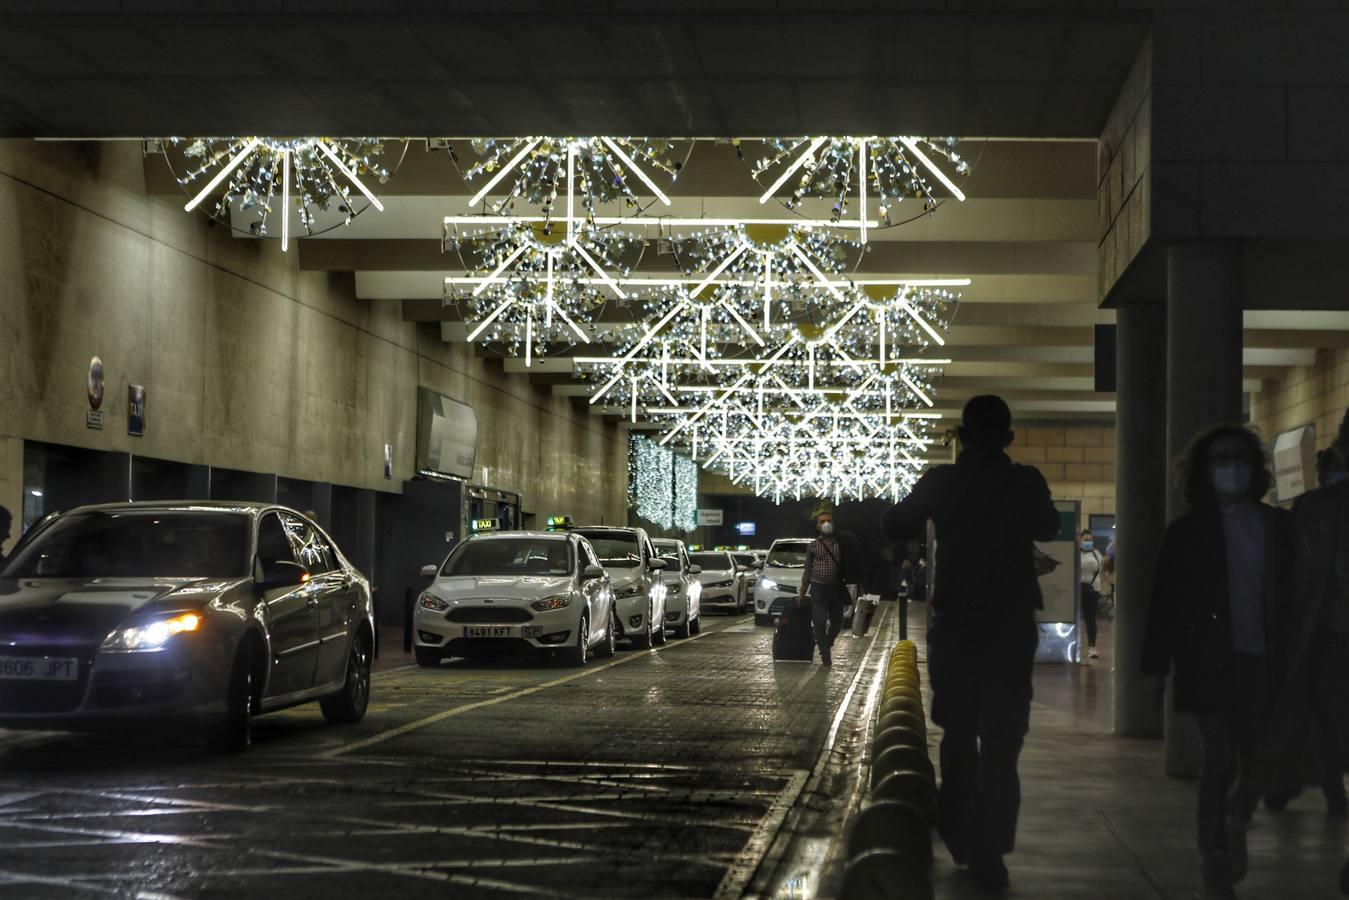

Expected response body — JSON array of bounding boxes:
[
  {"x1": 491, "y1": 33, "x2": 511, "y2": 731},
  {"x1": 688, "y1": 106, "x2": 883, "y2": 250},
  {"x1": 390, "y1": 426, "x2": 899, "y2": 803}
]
[{"x1": 773, "y1": 601, "x2": 816, "y2": 662}]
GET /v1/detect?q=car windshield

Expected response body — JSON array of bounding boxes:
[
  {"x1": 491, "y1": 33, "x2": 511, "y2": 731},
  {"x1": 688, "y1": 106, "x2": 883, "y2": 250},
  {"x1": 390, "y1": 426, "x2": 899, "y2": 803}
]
[
  {"x1": 443, "y1": 538, "x2": 573, "y2": 577},
  {"x1": 575, "y1": 531, "x2": 641, "y2": 567},
  {"x1": 732, "y1": 554, "x2": 755, "y2": 567},
  {"x1": 0, "y1": 510, "x2": 251, "y2": 579},
  {"x1": 690, "y1": 552, "x2": 732, "y2": 571},
  {"x1": 766, "y1": 544, "x2": 810, "y2": 568},
  {"x1": 653, "y1": 543, "x2": 682, "y2": 564}
]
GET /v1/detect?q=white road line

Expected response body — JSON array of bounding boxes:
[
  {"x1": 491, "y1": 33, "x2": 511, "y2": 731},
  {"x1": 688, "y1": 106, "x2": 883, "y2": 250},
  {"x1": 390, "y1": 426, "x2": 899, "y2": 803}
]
[{"x1": 320, "y1": 617, "x2": 742, "y2": 758}]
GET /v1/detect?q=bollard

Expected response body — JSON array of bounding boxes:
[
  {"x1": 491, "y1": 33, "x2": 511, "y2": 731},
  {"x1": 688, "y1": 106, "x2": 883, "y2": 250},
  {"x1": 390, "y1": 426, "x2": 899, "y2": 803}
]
[
  {"x1": 838, "y1": 848, "x2": 934, "y2": 900},
  {"x1": 873, "y1": 770, "x2": 939, "y2": 824},
  {"x1": 846, "y1": 799, "x2": 933, "y2": 865},
  {"x1": 873, "y1": 726, "x2": 926, "y2": 757},
  {"x1": 878, "y1": 710, "x2": 926, "y2": 736},
  {"x1": 879, "y1": 693, "x2": 924, "y2": 720},
  {"x1": 872, "y1": 743, "x2": 935, "y2": 788}
]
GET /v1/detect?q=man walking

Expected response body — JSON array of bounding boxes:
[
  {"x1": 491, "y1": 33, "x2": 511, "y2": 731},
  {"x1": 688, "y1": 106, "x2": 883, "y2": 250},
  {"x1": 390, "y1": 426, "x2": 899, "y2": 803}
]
[
  {"x1": 796, "y1": 512, "x2": 863, "y2": 666},
  {"x1": 882, "y1": 395, "x2": 1059, "y2": 892}
]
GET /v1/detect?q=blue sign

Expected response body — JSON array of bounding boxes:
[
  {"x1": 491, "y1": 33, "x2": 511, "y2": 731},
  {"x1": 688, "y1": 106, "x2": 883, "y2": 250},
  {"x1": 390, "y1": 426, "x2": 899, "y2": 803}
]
[
  {"x1": 736, "y1": 522, "x2": 756, "y2": 537},
  {"x1": 127, "y1": 385, "x2": 145, "y2": 436}
]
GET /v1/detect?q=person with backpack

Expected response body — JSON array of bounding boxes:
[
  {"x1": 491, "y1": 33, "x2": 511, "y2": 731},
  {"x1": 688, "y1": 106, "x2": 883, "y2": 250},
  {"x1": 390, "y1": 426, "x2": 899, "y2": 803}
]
[
  {"x1": 1080, "y1": 530, "x2": 1104, "y2": 660},
  {"x1": 795, "y1": 512, "x2": 864, "y2": 666},
  {"x1": 881, "y1": 395, "x2": 1059, "y2": 892}
]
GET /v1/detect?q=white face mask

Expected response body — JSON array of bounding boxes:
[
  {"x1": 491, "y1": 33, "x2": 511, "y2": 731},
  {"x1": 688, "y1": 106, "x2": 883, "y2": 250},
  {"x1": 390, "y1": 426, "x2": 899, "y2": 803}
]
[
  {"x1": 1212, "y1": 461, "x2": 1252, "y2": 497},
  {"x1": 819, "y1": 522, "x2": 834, "y2": 536}
]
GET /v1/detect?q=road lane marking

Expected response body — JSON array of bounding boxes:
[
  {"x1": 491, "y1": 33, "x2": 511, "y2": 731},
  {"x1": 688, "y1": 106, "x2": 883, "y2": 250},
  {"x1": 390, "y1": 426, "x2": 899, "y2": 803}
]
[{"x1": 319, "y1": 616, "x2": 743, "y2": 758}]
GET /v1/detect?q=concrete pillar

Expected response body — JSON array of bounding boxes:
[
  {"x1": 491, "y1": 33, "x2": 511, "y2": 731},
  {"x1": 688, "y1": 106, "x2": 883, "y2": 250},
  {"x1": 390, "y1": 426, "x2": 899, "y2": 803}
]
[
  {"x1": 1164, "y1": 241, "x2": 1244, "y2": 776},
  {"x1": 1113, "y1": 300, "x2": 1167, "y2": 738}
]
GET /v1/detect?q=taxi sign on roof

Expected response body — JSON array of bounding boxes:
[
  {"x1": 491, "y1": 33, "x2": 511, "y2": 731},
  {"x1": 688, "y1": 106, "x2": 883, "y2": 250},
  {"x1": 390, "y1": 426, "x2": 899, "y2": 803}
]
[
  {"x1": 471, "y1": 518, "x2": 496, "y2": 532},
  {"x1": 546, "y1": 515, "x2": 574, "y2": 531}
]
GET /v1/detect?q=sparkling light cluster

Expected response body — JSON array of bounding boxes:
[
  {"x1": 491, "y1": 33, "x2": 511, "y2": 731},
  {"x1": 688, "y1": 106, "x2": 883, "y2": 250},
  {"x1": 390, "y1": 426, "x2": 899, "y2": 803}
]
[{"x1": 628, "y1": 434, "x2": 698, "y2": 533}]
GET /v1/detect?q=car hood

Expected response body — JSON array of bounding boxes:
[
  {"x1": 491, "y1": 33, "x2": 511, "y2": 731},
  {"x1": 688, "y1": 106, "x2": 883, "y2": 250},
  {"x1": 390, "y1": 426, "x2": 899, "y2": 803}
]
[
  {"x1": 761, "y1": 568, "x2": 801, "y2": 587},
  {"x1": 0, "y1": 577, "x2": 242, "y2": 648},
  {"x1": 696, "y1": 571, "x2": 735, "y2": 584},
  {"x1": 431, "y1": 575, "x2": 573, "y2": 603}
]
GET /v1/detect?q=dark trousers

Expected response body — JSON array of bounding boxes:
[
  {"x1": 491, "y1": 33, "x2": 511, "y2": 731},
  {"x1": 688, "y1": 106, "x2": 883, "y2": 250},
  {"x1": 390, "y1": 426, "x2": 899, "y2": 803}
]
[
  {"x1": 808, "y1": 582, "x2": 848, "y2": 654},
  {"x1": 1195, "y1": 653, "x2": 1265, "y2": 857},
  {"x1": 1310, "y1": 630, "x2": 1348, "y2": 800},
  {"x1": 1080, "y1": 584, "x2": 1099, "y2": 648},
  {"x1": 928, "y1": 614, "x2": 1039, "y2": 863}
]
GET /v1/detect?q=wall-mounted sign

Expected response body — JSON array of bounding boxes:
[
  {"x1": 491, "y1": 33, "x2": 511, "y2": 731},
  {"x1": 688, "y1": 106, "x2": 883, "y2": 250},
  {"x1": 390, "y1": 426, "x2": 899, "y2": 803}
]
[
  {"x1": 87, "y1": 357, "x2": 104, "y2": 410},
  {"x1": 695, "y1": 508, "x2": 723, "y2": 526},
  {"x1": 736, "y1": 522, "x2": 757, "y2": 536},
  {"x1": 1273, "y1": 425, "x2": 1316, "y2": 502},
  {"x1": 127, "y1": 385, "x2": 145, "y2": 436},
  {"x1": 417, "y1": 388, "x2": 477, "y2": 480}
]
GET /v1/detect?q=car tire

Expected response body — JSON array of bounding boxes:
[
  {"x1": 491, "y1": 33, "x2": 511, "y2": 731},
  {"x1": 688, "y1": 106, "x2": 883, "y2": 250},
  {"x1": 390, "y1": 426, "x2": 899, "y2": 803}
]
[
  {"x1": 689, "y1": 615, "x2": 700, "y2": 635},
  {"x1": 674, "y1": 614, "x2": 691, "y2": 639},
  {"x1": 596, "y1": 612, "x2": 617, "y2": 658},
  {"x1": 209, "y1": 641, "x2": 254, "y2": 754},
  {"x1": 653, "y1": 618, "x2": 667, "y2": 645},
  {"x1": 561, "y1": 614, "x2": 589, "y2": 667},
  {"x1": 320, "y1": 629, "x2": 372, "y2": 725},
  {"x1": 414, "y1": 647, "x2": 442, "y2": 668},
  {"x1": 631, "y1": 624, "x2": 652, "y2": 650}
]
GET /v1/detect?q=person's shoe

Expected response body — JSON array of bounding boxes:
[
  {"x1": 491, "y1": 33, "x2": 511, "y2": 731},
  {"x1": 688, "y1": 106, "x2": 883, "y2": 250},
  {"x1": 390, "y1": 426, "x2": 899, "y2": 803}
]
[
  {"x1": 820, "y1": 650, "x2": 832, "y2": 666},
  {"x1": 937, "y1": 823, "x2": 969, "y2": 866},
  {"x1": 969, "y1": 856, "x2": 1009, "y2": 893},
  {"x1": 1225, "y1": 817, "x2": 1248, "y2": 882},
  {"x1": 1327, "y1": 791, "x2": 1348, "y2": 818},
  {"x1": 1088, "y1": 646, "x2": 1100, "y2": 659}
]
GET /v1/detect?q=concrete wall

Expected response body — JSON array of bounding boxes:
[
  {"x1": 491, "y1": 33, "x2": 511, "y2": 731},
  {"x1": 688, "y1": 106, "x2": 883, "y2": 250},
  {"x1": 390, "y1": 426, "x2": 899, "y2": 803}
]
[
  {"x1": 0, "y1": 139, "x2": 627, "y2": 554},
  {"x1": 1008, "y1": 426, "x2": 1117, "y2": 524},
  {"x1": 1250, "y1": 349, "x2": 1349, "y2": 457}
]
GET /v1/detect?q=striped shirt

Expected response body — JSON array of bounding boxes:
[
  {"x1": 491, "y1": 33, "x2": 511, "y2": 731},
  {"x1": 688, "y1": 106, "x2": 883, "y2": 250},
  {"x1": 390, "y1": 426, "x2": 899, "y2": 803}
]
[{"x1": 804, "y1": 537, "x2": 844, "y2": 586}]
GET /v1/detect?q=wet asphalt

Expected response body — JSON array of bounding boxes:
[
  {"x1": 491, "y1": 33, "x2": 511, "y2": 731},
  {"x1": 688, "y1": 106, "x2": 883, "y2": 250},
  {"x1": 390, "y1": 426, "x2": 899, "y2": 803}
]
[{"x1": 0, "y1": 612, "x2": 885, "y2": 899}]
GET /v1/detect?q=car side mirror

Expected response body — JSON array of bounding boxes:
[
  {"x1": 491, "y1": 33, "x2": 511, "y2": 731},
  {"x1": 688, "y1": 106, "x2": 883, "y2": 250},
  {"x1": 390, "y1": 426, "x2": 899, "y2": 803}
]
[
  {"x1": 582, "y1": 564, "x2": 605, "y2": 580},
  {"x1": 735, "y1": 565, "x2": 751, "y2": 574},
  {"x1": 648, "y1": 557, "x2": 667, "y2": 571},
  {"x1": 420, "y1": 564, "x2": 438, "y2": 579},
  {"x1": 688, "y1": 565, "x2": 702, "y2": 575},
  {"x1": 259, "y1": 560, "x2": 308, "y2": 590}
]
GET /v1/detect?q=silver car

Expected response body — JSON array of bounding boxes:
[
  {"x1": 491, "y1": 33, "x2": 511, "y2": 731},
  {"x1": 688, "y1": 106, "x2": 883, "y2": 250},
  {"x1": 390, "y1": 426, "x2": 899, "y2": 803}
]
[
  {"x1": 653, "y1": 538, "x2": 702, "y2": 638},
  {"x1": 0, "y1": 502, "x2": 376, "y2": 752},
  {"x1": 690, "y1": 550, "x2": 750, "y2": 614},
  {"x1": 572, "y1": 527, "x2": 668, "y2": 648},
  {"x1": 413, "y1": 530, "x2": 617, "y2": 666}
]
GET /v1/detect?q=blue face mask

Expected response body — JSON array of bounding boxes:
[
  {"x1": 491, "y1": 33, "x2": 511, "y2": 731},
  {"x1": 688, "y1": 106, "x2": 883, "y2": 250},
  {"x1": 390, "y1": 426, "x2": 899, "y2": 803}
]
[{"x1": 1081, "y1": 540, "x2": 1094, "y2": 551}]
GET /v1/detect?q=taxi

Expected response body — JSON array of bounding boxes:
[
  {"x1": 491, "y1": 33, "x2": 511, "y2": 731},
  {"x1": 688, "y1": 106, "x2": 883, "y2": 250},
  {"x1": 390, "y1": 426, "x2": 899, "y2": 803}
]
[{"x1": 413, "y1": 526, "x2": 617, "y2": 667}]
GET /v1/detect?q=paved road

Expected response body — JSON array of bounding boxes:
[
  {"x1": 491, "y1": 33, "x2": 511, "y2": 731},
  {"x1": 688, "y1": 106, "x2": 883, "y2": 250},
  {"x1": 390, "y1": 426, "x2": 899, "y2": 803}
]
[{"x1": 0, "y1": 611, "x2": 892, "y2": 899}]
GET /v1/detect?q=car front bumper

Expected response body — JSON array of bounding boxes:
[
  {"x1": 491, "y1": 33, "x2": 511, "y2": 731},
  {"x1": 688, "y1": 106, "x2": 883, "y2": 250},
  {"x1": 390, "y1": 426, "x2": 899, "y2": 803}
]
[{"x1": 413, "y1": 603, "x2": 582, "y2": 655}]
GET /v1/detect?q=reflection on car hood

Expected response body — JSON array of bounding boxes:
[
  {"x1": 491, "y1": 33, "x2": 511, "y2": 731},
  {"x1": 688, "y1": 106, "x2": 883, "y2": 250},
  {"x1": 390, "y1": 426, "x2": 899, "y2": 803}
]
[
  {"x1": 431, "y1": 575, "x2": 573, "y2": 603},
  {"x1": 0, "y1": 577, "x2": 242, "y2": 648},
  {"x1": 761, "y1": 568, "x2": 801, "y2": 586},
  {"x1": 696, "y1": 571, "x2": 734, "y2": 583}
]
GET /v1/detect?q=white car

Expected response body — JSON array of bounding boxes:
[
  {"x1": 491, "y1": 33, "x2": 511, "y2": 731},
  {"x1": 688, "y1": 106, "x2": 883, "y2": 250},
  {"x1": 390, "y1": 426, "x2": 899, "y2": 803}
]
[
  {"x1": 414, "y1": 530, "x2": 617, "y2": 667},
  {"x1": 754, "y1": 538, "x2": 812, "y2": 625},
  {"x1": 653, "y1": 538, "x2": 702, "y2": 638},
  {"x1": 572, "y1": 526, "x2": 669, "y2": 648},
  {"x1": 689, "y1": 550, "x2": 750, "y2": 615}
]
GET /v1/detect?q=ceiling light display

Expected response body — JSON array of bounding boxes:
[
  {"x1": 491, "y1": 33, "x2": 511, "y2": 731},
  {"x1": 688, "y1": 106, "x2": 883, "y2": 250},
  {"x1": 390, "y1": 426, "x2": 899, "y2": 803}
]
[
  {"x1": 628, "y1": 434, "x2": 697, "y2": 533},
  {"x1": 747, "y1": 136, "x2": 968, "y2": 238},
  {"x1": 168, "y1": 137, "x2": 398, "y2": 250},
  {"x1": 462, "y1": 137, "x2": 687, "y2": 221}
]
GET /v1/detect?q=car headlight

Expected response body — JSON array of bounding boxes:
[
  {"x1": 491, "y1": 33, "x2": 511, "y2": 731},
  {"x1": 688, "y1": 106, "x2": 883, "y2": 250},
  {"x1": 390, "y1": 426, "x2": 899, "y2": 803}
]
[
  {"x1": 419, "y1": 592, "x2": 449, "y2": 612},
  {"x1": 530, "y1": 595, "x2": 572, "y2": 612},
  {"x1": 101, "y1": 611, "x2": 202, "y2": 652},
  {"x1": 760, "y1": 577, "x2": 778, "y2": 591}
]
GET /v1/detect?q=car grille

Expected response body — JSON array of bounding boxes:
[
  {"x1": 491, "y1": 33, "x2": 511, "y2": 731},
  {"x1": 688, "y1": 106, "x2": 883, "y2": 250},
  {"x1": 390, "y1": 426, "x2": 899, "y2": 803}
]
[
  {"x1": 91, "y1": 667, "x2": 192, "y2": 709},
  {"x1": 446, "y1": 607, "x2": 533, "y2": 624},
  {"x1": 0, "y1": 648, "x2": 92, "y2": 714}
]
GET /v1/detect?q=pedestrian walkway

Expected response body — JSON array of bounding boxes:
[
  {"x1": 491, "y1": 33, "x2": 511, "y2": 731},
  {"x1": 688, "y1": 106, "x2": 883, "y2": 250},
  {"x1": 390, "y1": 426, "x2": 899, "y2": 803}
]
[{"x1": 906, "y1": 617, "x2": 1348, "y2": 899}]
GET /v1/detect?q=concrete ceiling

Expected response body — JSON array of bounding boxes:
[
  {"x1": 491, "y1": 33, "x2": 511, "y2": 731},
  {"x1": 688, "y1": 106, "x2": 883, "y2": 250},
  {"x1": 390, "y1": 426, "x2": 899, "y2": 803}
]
[{"x1": 1, "y1": 5, "x2": 1149, "y2": 138}]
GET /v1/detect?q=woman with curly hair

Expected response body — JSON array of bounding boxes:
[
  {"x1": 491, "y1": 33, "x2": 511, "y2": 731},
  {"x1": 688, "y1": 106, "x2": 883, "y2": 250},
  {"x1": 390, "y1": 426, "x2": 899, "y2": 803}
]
[{"x1": 1141, "y1": 424, "x2": 1299, "y2": 900}]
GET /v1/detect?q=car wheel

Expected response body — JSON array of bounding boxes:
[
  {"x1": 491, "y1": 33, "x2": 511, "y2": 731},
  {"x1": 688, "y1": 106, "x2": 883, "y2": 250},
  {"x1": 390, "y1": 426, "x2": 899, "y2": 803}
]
[
  {"x1": 561, "y1": 614, "x2": 589, "y2": 667},
  {"x1": 689, "y1": 615, "x2": 700, "y2": 635},
  {"x1": 210, "y1": 641, "x2": 254, "y2": 754},
  {"x1": 653, "y1": 617, "x2": 667, "y2": 645},
  {"x1": 596, "y1": 612, "x2": 617, "y2": 659},
  {"x1": 674, "y1": 613, "x2": 691, "y2": 639},
  {"x1": 631, "y1": 623, "x2": 652, "y2": 650},
  {"x1": 414, "y1": 647, "x2": 442, "y2": 668},
  {"x1": 321, "y1": 630, "x2": 372, "y2": 725}
]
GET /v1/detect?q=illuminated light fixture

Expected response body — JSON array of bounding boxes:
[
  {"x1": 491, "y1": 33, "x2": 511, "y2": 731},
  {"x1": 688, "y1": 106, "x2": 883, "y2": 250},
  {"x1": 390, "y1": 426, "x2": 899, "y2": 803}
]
[
  {"x1": 748, "y1": 136, "x2": 969, "y2": 239},
  {"x1": 461, "y1": 137, "x2": 684, "y2": 225},
  {"x1": 170, "y1": 137, "x2": 396, "y2": 250}
]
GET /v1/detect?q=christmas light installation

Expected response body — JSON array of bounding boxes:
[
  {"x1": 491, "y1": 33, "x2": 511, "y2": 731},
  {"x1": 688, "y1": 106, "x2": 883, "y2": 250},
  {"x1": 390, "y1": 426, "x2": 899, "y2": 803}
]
[
  {"x1": 171, "y1": 137, "x2": 396, "y2": 250},
  {"x1": 628, "y1": 434, "x2": 698, "y2": 533},
  {"x1": 747, "y1": 136, "x2": 969, "y2": 241},
  {"x1": 462, "y1": 137, "x2": 685, "y2": 225}
]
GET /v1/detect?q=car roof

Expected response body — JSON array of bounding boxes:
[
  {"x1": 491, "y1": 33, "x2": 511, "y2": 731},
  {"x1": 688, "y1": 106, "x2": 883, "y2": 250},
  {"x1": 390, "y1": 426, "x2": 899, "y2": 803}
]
[
  {"x1": 572, "y1": 525, "x2": 641, "y2": 535},
  {"x1": 770, "y1": 538, "x2": 812, "y2": 547},
  {"x1": 64, "y1": 500, "x2": 273, "y2": 515},
  {"x1": 652, "y1": 538, "x2": 683, "y2": 547},
  {"x1": 467, "y1": 530, "x2": 571, "y2": 541}
]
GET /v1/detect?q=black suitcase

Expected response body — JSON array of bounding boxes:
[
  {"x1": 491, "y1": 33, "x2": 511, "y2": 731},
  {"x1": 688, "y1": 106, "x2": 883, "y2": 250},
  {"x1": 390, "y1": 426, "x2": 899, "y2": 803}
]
[{"x1": 773, "y1": 602, "x2": 816, "y2": 662}]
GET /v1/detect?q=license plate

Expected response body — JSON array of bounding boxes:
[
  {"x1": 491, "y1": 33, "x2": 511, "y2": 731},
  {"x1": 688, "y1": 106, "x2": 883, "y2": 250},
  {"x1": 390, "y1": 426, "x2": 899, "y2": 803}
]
[
  {"x1": 0, "y1": 656, "x2": 79, "y2": 682},
  {"x1": 464, "y1": 626, "x2": 512, "y2": 639}
]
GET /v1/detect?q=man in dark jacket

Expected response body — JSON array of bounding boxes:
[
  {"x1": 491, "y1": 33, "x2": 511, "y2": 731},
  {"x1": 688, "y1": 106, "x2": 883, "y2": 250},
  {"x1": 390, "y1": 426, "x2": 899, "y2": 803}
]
[
  {"x1": 882, "y1": 395, "x2": 1059, "y2": 891},
  {"x1": 796, "y1": 512, "x2": 865, "y2": 665}
]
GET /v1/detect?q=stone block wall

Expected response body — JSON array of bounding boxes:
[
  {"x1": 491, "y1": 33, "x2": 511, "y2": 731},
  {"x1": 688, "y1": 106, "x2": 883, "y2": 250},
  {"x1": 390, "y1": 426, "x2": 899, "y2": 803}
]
[
  {"x1": 1008, "y1": 425, "x2": 1117, "y2": 526},
  {"x1": 1250, "y1": 348, "x2": 1349, "y2": 457},
  {"x1": 0, "y1": 139, "x2": 628, "y2": 553}
]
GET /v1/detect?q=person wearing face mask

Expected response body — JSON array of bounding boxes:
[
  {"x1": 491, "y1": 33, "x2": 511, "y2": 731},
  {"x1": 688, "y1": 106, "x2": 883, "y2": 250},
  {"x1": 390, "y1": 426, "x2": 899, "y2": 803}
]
[
  {"x1": 1141, "y1": 425, "x2": 1297, "y2": 900},
  {"x1": 796, "y1": 512, "x2": 864, "y2": 666},
  {"x1": 1079, "y1": 530, "x2": 1104, "y2": 660},
  {"x1": 881, "y1": 395, "x2": 1059, "y2": 892}
]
